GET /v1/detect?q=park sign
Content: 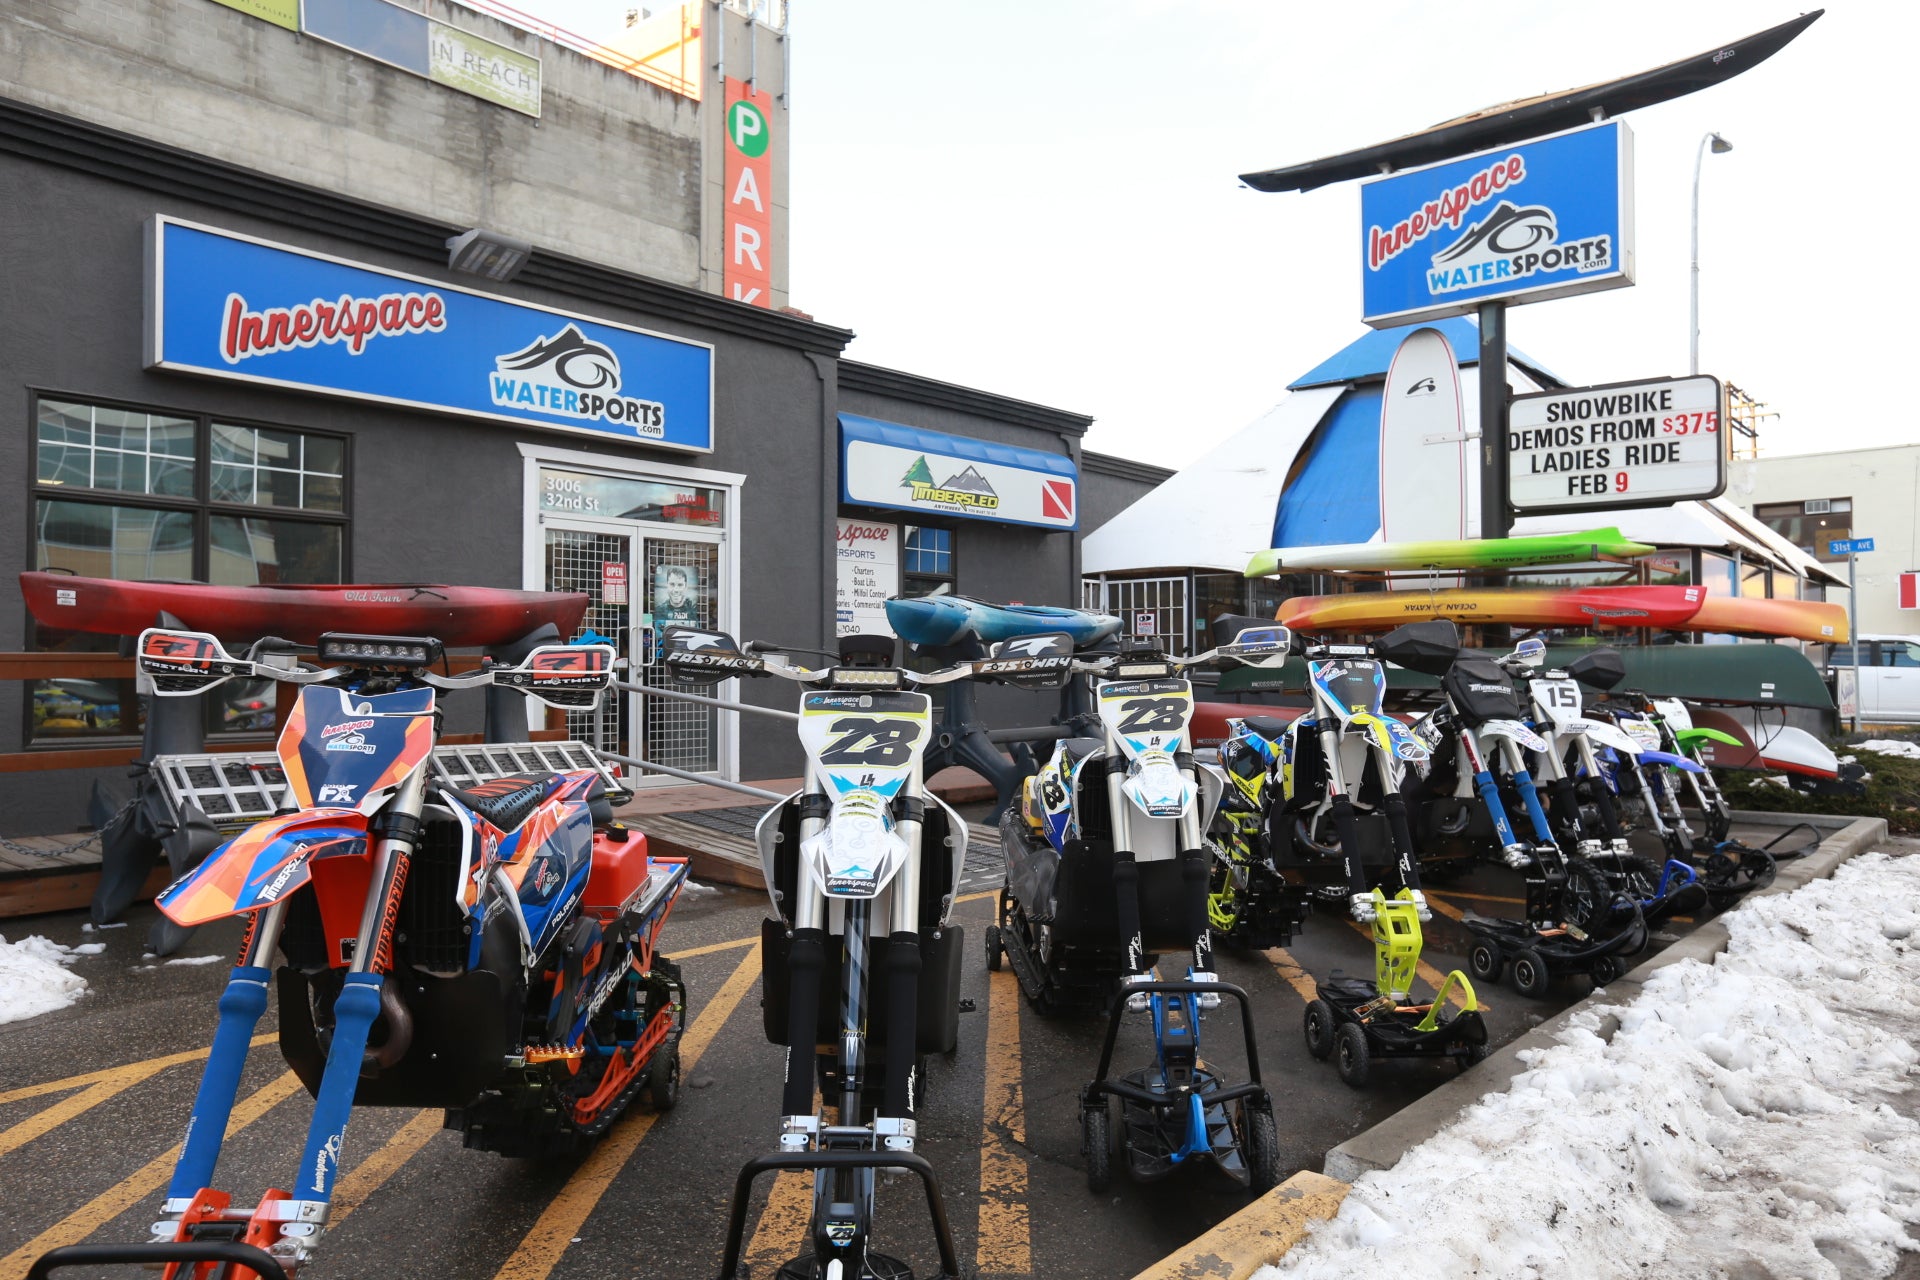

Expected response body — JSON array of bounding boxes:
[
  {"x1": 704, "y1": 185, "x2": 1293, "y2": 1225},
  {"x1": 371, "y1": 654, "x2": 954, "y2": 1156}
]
[
  {"x1": 1507, "y1": 375, "x2": 1724, "y2": 514},
  {"x1": 1360, "y1": 121, "x2": 1634, "y2": 327}
]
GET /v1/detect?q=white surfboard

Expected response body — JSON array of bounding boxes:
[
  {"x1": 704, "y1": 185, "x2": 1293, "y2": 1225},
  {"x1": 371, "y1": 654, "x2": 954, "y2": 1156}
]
[{"x1": 1378, "y1": 328, "x2": 1470, "y2": 589}]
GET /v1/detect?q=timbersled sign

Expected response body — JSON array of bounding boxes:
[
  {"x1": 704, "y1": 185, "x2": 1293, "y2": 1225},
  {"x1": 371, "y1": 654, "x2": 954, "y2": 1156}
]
[
  {"x1": 1360, "y1": 121, "x2": 1635, "y2": 327},
  {"x1": 1507, "y1": 375, "x2": 1725, "y2": 514},
  {"x1": 147, "y1": 218, "x2": 714, "y2": 452}
]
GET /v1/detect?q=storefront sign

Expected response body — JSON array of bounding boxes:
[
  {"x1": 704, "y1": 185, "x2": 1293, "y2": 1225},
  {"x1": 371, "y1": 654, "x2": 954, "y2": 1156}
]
[
  {"x1": 723, "y1": 77, "x2": 775, "y2": 308},
  {"x1": 1507, "y1": 375, "x2": 1723, "y2": 514},
  {"x1": 1360, "y1": 121, "x2": 1634, "y2": 327},
  {"x1": 835, "y1": 519, "x2": 899, "y2": 638},
  {"x1": 206, "y1": 0, "x2": 298, "y2": 30},
  {"x1": 149, "y1": 219, "x2": 714, "y2": 452},
  {"x1": 537, "y1": 468, "x2": 725, "y2": 524},
  {"x1": 602, "y1": 562, "x2": 629, "y2": 605},
  {"x1": 302, "y1": 0, "x2": 541, "y2": 117},
  {"x1": 840, "y1": 415, "x2": 1077, "y2": 531}
]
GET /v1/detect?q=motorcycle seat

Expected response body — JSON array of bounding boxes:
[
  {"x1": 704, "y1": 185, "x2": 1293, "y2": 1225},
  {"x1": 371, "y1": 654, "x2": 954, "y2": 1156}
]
[
  {"x1": 442, "y1": 774, "x2": 554, "y2": 832},
  {"x1": 1238, "y1": 716, "x2": 1290, "y2": 742}
]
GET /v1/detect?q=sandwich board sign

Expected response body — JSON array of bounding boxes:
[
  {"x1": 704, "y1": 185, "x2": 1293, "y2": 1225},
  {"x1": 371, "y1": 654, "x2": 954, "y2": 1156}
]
[
  {"x1": 1506, "y1": 375, "x2": 1724, "y2": 514},
  {"x1": 1360, "y1": 121, "x2": 1635, "y2": 327}
]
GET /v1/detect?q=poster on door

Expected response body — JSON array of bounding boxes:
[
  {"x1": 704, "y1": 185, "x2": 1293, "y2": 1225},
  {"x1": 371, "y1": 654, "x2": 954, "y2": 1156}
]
[
  {"x1": 602, "y1": 561, "x2": 629, "y2": 605},
  {"x1": 836, "y1": 518, "x2": 899, "y2": 638}
]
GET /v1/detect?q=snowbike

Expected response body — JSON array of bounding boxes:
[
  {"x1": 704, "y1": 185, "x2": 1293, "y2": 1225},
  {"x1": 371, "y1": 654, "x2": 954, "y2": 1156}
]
[
  {"x1": 1402, "y1": 636, "x2": 1614, "y2": 933},
  {"x1": 1513, "y1": 647, "x2": 1704, "y2": 929},
  {"x1": 38, "y1": 627, "x2": 686, "y2": 1280},
  {"x1": 1206, "y1": 715, "x2": 1313, "y2": 950},
  {"x1": 662, "y1": 627, "x2": 1061, "y2": 1280},
  {"x1": 1268, "y1": 619, "x2": 1448, "y2": 911},
  {"x1": 1594, "y1": 693, "x2": 1779, "y2": 911},
  {"x1": 990, "y1": 615, "x2": 1290, "y2": 1194}
]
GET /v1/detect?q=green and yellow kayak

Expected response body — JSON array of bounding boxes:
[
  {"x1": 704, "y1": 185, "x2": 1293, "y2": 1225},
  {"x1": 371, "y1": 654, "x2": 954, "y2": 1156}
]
[{"x1": 1245, "y1": 528, "x2": 1656, "y2": 578}]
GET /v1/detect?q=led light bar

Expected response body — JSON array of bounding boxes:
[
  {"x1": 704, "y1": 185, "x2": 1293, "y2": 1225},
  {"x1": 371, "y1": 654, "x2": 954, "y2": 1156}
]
[
  {"x1": 1115, "y1": 662, "x2": 1173, "y2": 679},
  {"x1": 317, "y1": 633, "x2": 443, "y2": 668},
  {"x1": 830, "y1": 667, "x2": 902, "y2": 689}
]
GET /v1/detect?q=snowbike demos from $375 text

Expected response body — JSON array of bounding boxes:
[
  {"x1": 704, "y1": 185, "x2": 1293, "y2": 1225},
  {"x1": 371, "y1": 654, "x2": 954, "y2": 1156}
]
[
  {"x1": 991, "y1": 615, "x2": 1291, "y2": 1195},
  {"x1": 663, "y1": 625, "x2": 1070, "y2": 1280},
  {"x1": 32, "y1": 628, "x2": 687, "y2": 1280}
]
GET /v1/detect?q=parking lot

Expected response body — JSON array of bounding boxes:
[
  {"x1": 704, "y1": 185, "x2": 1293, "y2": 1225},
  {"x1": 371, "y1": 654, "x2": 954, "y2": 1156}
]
[{"x1": 1, "y1": 857, "x2": 1688, "y2": 1280}]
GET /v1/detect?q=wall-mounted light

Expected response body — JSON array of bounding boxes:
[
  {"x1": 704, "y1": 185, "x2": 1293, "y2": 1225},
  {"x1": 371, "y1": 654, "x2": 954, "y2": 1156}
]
[{"x1": 446, "y1": 228, "x2": 533, "y2": 282}]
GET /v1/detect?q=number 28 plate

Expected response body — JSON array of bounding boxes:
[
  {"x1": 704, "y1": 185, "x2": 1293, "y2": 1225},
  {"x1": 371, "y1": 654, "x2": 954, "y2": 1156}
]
[{"x1": 798, "y1": 689, "x2": 932, "y2": 798}]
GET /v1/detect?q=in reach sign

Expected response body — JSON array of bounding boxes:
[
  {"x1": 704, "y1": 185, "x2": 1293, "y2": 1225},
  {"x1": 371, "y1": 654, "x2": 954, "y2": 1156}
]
[{"x1": 1507, "y1": 375, "x2": 1725, "y2": 514}]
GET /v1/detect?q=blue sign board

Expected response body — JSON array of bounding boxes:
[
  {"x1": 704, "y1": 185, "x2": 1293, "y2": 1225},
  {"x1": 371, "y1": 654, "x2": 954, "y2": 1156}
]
[
  {"x1": 1359, "y1": 121, "x2": 1634, "y2": 328},
  {"x1": 146, "y1": 218, "x2": 714, "y2": 453},
  {"x1": 1831, "y1": 538, "x2": 1875, "y2": 555}
]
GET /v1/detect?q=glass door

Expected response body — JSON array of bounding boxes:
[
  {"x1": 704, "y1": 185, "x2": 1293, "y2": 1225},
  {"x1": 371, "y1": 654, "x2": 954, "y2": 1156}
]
[
  {"x1": 543, "y1": 519, "x2": 635, "y2": 758},
  {"x1": 638, "y1": 533, "x2": 723, "y2": 778}
]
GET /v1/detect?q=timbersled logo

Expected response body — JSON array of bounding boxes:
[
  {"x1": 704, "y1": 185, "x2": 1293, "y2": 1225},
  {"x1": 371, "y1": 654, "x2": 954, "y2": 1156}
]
[
  {"x1": 899, "y1": 455, "x2": 999, "y2": 512},
  {"x1": 490, "y1": 324, "x2": 666, "y2": 438}
]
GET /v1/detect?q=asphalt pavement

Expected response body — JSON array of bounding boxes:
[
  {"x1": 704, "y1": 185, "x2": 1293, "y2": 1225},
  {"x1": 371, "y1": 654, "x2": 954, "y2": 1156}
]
[{"x1": 0, "y1": 853, "x2": 1683, "y2": 1280}]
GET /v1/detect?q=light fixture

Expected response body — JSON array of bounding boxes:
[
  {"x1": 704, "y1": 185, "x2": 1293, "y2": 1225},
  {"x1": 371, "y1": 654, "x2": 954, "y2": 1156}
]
[{"x1": 446, "y1": 228, "x2": 533, "y2": 282}]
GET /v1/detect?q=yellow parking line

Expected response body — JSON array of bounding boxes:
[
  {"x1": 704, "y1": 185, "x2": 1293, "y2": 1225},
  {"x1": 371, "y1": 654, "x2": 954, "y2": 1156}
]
[
  {"x1": 1263, "y1": 948, "x2": 1318, "y2": 1002},
  {"x1": 0, "y1": 1034, "x2": 277, "y2": 1107},
  {"x1": 1424, "y1": 893, "x2": 1467, "y2": 923},
  {"x1": 1428, "y1": 888, "x2": 1524, "y2": 907},
  {"x1": 741, "y1": 1167, "x2": 816, "y2": 1271},
  {"x1": 492, "y1": 946, "x2": 762, "y2": 1280},
  {"x1": 667, "y1": 935, "x2": 758, "y2": 961},
  {"x1": 0, "y1": 1074, "x2": 162, "y2": 1163},
  {"x1": 977, "y1": 967, "x2": 1031, "y2": 1274},
  {"x1": 0, "y1": 1070, "x2": 305, "y2": 1275},
  {"x1": 328, "y1": 1109, "x2": 443, "y2": 1226}
]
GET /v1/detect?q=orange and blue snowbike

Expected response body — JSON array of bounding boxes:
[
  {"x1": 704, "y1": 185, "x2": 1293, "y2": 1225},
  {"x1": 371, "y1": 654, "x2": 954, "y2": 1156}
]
[{"x1": 32, "y1": 628, "x2": 687, "y2": 1280}]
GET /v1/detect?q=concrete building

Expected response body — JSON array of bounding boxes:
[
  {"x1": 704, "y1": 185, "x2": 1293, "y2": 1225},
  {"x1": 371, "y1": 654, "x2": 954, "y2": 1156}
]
[
  {"x1": 0, "y1": 0, "x2": 1158, "y2": 834},
  {"x1": 1731, "y1": 444, "x2": 1920, "y2": 638}
]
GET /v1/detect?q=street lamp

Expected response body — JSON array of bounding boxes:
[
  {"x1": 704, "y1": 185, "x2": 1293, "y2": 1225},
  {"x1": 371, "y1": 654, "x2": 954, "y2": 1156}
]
[{"x1": 1689, "y1": 132, "x2": 1733, "y2": 376}]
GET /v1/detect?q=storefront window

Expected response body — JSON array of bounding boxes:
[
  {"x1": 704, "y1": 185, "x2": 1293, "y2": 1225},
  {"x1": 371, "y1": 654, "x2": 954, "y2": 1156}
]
[
  {"x1": 29, "y1": 395, "x2": 349, "y2": 744},
  {"x1": 902, "y1": 526, "x2": 954, "y2": 593},
  {"x1": 537, "y1": 467, "x2": 725, "y2": 527},
  {"x1": 1754, "y1": 499, "x2": 1852, "y2": 562}
]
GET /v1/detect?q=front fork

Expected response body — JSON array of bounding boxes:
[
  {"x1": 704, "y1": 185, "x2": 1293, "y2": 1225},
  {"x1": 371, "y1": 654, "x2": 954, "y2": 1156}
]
[
  {"x1": 1325, "y1": 727, "x2": 1421, "y2": 902},
  {"x1": 1106, "y1": 746, "x2": 1212, "y2": 980},
  {"x1": 1459, "y1": 730, "x2": 1527, "y2": 866},
  {"x1": 157, "y1": 767, "x2": 427, "y2": 1269}
]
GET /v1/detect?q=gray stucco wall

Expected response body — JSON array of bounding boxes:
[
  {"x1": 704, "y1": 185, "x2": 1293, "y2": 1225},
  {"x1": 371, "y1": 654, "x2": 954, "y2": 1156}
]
[
  {"x1": 1079, "y1": 454, "x2": 1173, "y2": 538},
  {"x1": 0, "y1": 0, "x2": 711, "y2": 288}
]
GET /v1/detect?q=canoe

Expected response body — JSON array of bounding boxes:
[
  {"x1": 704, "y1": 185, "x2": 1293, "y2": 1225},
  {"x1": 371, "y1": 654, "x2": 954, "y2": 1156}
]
[
  {"x1": 20, "y1": 572, "x2": 589, "y2": 647},
  {"x1": 884, "y1": 594, "x2": 1122, "y2": 648},
  {"x1": 1275, "y1": 585, "x2": 1848, "y2": 644},
  {"x1": 1245, "y1": 528, "x2": 1654, "y2": 577}
]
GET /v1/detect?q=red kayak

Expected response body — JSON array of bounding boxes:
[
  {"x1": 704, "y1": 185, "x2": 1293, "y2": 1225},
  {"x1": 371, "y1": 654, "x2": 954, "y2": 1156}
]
[{"x1": 21, "y1": 572, "x2": 589, "y2": 647}]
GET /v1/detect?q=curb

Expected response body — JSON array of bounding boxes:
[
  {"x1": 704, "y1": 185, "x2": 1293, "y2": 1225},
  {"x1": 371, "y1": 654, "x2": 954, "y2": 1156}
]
[
  {"x1": 1323, "y1": 812, "x2": 1886, "y2": 1181},
  {"x1": 1132, "y1": 812, "x2": 1887, "y2": 1279}
]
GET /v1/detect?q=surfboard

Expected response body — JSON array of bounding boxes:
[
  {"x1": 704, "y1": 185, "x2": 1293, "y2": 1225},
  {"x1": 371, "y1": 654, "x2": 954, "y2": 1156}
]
[
  {"x1": 1273, "y1": 584, "x2": 1849, "y2": 643},
  {"x1": 1378, "y1": 328, "x2": 1470, "y2": 589},
  {"x1": 1245, "y1": 528, "x2": 1655, "y2": 578}
]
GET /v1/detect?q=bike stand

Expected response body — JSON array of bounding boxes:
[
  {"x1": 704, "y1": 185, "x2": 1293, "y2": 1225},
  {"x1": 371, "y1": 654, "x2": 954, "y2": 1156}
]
[
  {"x1": 29, "y1": 1241, "x2": 289, "y2": 1280},
  {"x1": 715, "y1": 1149, "x2": 962, "y2": 1280}
]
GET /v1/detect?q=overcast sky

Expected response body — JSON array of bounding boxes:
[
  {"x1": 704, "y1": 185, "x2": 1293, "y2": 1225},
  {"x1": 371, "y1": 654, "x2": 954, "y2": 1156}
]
[{"x1": 524, "y1": 1, "x2": 1906, "y2": 470}]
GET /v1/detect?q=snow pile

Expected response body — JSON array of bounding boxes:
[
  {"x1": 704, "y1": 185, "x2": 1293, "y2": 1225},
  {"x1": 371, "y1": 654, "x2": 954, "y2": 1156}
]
[
  {"x1": 0, "y1": 933, "x2": 93, "y2": 1025},
  {"x1": 1259, "y1": 853, "x2": 1920, "y2": 1280},
  {"x1": 1858, "y1": 739, "x2": 1920, "y2": 761}
]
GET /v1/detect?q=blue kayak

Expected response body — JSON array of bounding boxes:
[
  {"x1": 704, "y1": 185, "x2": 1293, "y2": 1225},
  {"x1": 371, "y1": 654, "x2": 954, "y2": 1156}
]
[{"x1": 884, "y1": 594, "x2": 1121, "y2": 648}]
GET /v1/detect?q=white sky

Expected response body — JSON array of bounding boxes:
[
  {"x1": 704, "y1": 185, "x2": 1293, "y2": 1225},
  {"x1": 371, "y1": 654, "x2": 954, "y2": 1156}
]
[{"x1": 521, "y1": 1, "x2": 1911, "y2": 469}]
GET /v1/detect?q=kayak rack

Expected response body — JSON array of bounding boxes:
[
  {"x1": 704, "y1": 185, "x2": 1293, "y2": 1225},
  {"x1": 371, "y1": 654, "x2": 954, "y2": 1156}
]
[{"x1": 146, "y1": 740, "x2": 626, "y2": 834}]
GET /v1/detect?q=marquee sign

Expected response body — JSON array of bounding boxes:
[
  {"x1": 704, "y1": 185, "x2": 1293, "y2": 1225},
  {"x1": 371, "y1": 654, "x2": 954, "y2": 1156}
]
[
  {"x1": 146, "y1": 218, "x2": 714, "y2": 453},
  {"x1": 1507, "y1": 374, "x2": 1725, "y2": 514},
  {"x1": 1360, "y1": 121, "x2": 1635, "y2": 327}
]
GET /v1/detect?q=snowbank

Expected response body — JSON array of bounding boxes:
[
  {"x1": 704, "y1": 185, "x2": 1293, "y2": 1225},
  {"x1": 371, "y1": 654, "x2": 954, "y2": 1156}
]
[
  {"x1": 1858, "y1": 740, "x2": 1920, "y2": 761},
  {"x1": 1258, "y1": 853, "x2": 1920, "y2": 1280},
  {"x1": 0, "y1": 933, "x2": 93, "y2": 1025}
]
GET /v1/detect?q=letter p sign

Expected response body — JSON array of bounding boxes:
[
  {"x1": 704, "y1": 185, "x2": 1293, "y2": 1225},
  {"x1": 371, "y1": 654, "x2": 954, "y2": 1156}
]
[{"x1": 728, "y1": 100, "x2": 769, "y2": 157}]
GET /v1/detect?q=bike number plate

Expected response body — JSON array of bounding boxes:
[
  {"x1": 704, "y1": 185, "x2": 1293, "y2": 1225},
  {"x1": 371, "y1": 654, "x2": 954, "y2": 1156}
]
[
  {"x1": 1530, "y1": 677, "x2": 1583, "y2": 729},
  {"x1": 1621, "y1": 716, "x2": 1662, "y2": 750},
  {"x1": 798, "y1": 689, "x2": 932, "y2": 798},
  {"x1": 1097, "y1": 678, "x2": 1192, "y2": 759}
]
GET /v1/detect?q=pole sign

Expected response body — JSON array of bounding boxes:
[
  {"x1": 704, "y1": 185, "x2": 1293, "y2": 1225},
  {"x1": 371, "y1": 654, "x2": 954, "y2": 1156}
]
[
  {"x1": 1830, "y1": 538, "x2": 1875, "y2": 555},
  {"x1": 147, "y1": 218, "x2": 715, "y2": 453},
  {"x1": 1360, "y1": 121, "x2": 1634, "y2": 327},
  {"x1": 723, "y1": 77, "x2": 776, "y2": 308},
  {"x1": 1507, "y1": 375, "x2": 1724, "y2": 514}
]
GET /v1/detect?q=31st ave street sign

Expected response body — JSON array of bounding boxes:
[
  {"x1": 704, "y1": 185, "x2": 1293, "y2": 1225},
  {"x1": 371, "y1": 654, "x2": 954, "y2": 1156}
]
[{"x1": 1507, "y1": 375, "x2": 1725, "y2": 515}]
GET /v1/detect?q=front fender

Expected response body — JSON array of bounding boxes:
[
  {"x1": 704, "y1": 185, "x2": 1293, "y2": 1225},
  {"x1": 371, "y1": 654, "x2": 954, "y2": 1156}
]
[
  {"x1": 157, "y1": 809, "x2": 368, "y2": 926},
  {"x1": 1567, "y1": 718, "x2": 1644, "y2": 755}
]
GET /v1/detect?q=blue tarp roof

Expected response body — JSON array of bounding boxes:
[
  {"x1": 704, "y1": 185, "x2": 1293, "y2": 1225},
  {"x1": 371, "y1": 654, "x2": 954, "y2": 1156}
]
[
  {"x1": 1269, "y1": 386, "x2": 1384, "y2": 548},
  {"x1": 838, "y1": 413, "x2": 1077, "y2": 477},
  {"x1": 1287, "y1": 317, "x2": 1560, "y2": 390}
]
